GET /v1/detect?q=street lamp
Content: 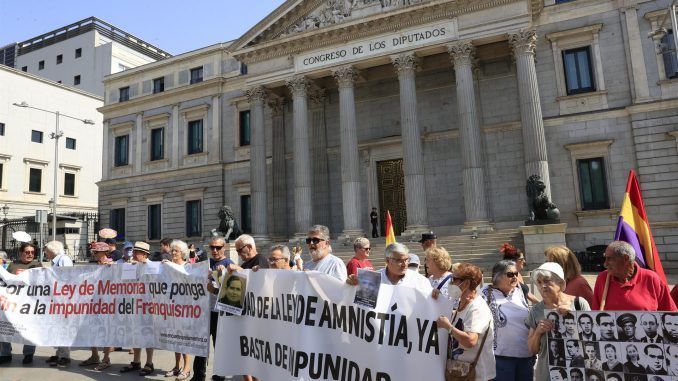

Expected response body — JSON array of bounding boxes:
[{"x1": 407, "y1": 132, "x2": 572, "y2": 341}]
[
  {"x1": 13, "y1": 101, "x2": 95, "y2": 241},
  {"x1": 1, "y1": 204, "x2": 8, "y2": 221}
]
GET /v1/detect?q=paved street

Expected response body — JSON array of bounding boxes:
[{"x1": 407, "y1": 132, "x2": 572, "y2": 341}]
[{"x1": 0, "y1": 346, "x2": 240, "y2": 381}]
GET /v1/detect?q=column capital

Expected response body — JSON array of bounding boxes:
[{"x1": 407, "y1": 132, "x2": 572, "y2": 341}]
[
  {"x1": 246, "y1": 86, "x2": 267, "y2": 105},
  {"x1": 332, "y1": 65, "x2": 359, "y2": 89},
  {"x1": 391, "y1": 53, "x2": 419, "y2": 75},
  {"x1": 267, "y1": 98, "x2": 286, "y2": 116},
  {"x1": 309, "y1": 88, "x2": 326, "y2": 107},
  {"x1": 286, "y1": 76, "x2": 310, "y2": 96},
  {"x1": 508, "y1": 29, "x2": 537, "y2": 57},
  {"x1": 447, "y1": 41, "x2": 476, "y2": 67}
]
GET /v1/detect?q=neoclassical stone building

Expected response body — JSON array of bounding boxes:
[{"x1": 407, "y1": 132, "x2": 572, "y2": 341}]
[{"x1": 98, "y1": 0, "x2": 678, "y2": 268}]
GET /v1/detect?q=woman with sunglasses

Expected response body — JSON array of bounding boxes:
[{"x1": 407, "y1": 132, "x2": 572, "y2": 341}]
[
  {"x1": 480, "y1": 260, "x2": 534, "y2": 381},
  {"x1": 526, "y1": 262, "x2": 590, "y2": 381},
  {"x1": 499, "y1": 243, "x2": 538, "y2": 304}
]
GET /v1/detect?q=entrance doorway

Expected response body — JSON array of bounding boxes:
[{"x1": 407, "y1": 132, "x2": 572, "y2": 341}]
[{"x1": 376, "y1": 159, "x2": 407, "y2": 236}]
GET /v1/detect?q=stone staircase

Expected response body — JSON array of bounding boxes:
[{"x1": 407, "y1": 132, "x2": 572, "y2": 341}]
[{"x1": 330, "y1": 228, "x2": 525, "y2": 275}]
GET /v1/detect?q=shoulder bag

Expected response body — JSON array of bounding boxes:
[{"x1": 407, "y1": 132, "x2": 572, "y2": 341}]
[{"x1": 445, "y1": 291, "x2": 492, "y2": 381}]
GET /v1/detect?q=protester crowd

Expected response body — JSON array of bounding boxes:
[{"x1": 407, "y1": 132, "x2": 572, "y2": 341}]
[{"x1": 0, "y1": 223, "x2": 677, "y2": 381}]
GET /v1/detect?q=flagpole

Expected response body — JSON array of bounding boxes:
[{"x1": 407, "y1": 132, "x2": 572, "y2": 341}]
[{"x1": 600, "y1": 272, "x2": 610, "y2": 311}]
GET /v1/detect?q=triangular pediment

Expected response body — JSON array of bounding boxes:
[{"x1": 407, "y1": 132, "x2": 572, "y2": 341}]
[{"x1": 230, "y1": 0, "x2": 439, "y2": 52}]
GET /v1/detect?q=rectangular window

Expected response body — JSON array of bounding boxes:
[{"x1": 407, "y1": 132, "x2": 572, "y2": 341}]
[
  {"x1": 563, "y1": 47, "x2": 595, "y2": 95},
  {"x1": 64, "y1": 173, "x2": 75, "y2": 196},
  {"x1": 31, "y1": 130, "x2": 43, "y2": 143},
  {"x1": 662, "y1": 30, "x2": 678, "y2": 79},
  {"x1": 190, "y1": 67, "x2": 203, "y2": 84},
  {"x1": 187, "y1": 120, "x2": 203, "y2": 154},
  {"x1": 150, "y1": 128, "x2": 164, "y2": 161},
  {"x1": 119, "y1": 86, "x2": 130, "y2": 102},
  {"x1": 75, "y1": 48, "x2": 82, "y2": 58},
  {"x1": 153, "y1": 77, "x2": 164, "y2": 93},
  {"x1": 56, "y1": 54, "x2": 62, "y2": 64},
  {"x1": 240, "y1": 195, "x2": 251, "y2": 234},
  {"x1": 114, "y1": 135, "x2": 129, "y2": 166},
  {"x1": 110, "y1": 208, "x2": 125, "y2": 239},
  {"x1": 21, "y1": 66, "x2": 27, "y2": 72},
  {"x1": 240, "y1": 63, "x2": 248, "y2": 75},
  {"x1": 29, "y1": 168, "x2": 42, "y2": 193},
  {"x1": 74, "y1": 75, "x2": 81, "y2": 85},
  {"x1": 186, "y1": 200, "x2": 202, "y2": 237},
  {"x1": 0, "y1": 122, "x2": 4, "y2": 136},
  {"x1": 578, "y1": 157, "x2": 609, "y2": 210},
  {"x1": 239, "y1": 110, "x2": 251, "y2": 146},
  {"x1": 38, "y1": 60, "x2": 44, "y2": 70},
  {"x1": 147, "y1": 204, "x2": 162, "y2": 240},
  {"x1": 66, "y1": 137, "x2": 76, "y2": 150}
]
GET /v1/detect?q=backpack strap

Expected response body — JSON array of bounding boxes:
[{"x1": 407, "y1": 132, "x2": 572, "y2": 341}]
[
  {"x1": 436, "y1": 274, "x2": 453, "y2": 290},
  {"x1": 574, "y1": 296, "x2": 582, "y2": 311}
]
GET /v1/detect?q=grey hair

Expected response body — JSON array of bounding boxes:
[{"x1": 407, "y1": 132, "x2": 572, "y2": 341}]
[
  {"x1": 269, "y1": 244, "x2": 291, "y2": 260},
  {"x1": 491, "y1": 260, "x2": 517, "y2": 286},
  {"x1": 607, "y1": 240, "x2": 636, "y2": 263},
  {"x1": 353, "y1": 237, "x2": 370, "y2": 251},
  {"x1": 235, "y1": 234, "x2": 256, "y2": 249},
  {"x1": 308, "y1": 225, "x2": 330, "y2": 241},
  {"x1": 385, "y1": 242, "x2": 409, "y2": 258},
  {"x1": 170, "y1": 240, "x2": 190, "y2": 258},
  {"x1": 44, "y1": 240, "x2": 65, "y2": 256},
  {"x1": 533, "y1": 268, "x2": 566, "y2": 288}
]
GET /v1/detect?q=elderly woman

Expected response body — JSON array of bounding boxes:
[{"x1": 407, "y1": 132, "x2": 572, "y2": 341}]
[
  {"x1": 426, "y1": 247, "x2": 453, "y2": 298},
  {"x1": 0, "y1": 243, "x2": 42, "y2": 365},
  {"x1": 159, "y1": 240, "x2": 193, "y2": 380},
  {"x1": 481, "y1": 260, "x2": 534, "y2": 381},
  {"x1": 592, "y1": 240, "x2": 676, "y2": 311},
  {"x1": 527, "y1": 262, "x2": 591, "y2": 381},
  {"x1": 544, "y1": 245, "x2": 593, "y2": 304},
  {"x1": 499, "y1": 243, "x2": 538, "y2": 304},
  {"x1": 437, "y1": 263, "x2": 495, "y2": 381}
]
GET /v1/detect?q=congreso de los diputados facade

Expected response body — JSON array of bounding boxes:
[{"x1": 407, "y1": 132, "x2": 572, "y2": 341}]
[{"x1": 97, "y1": 0, "x2": 678, "y2": 269}]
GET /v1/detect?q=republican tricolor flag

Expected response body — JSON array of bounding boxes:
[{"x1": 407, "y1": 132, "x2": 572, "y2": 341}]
[
  {"x1": 614, "y1": 170, "x2": 667, "y2": 284},
  {"x1": 385, "y1": 210, "x2": 396, "y2": 247}
]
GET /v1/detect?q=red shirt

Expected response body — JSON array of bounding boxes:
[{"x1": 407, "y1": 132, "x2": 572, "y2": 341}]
[
  {"x1": 346, "y1": 257, "x2": 374, "y2": 276},
  {"x1": 565, "y1": 274, "x2": 594, "y2": 305},
  {"x1": 592, "y1": 263, "x2": 677, "y2": 311}
]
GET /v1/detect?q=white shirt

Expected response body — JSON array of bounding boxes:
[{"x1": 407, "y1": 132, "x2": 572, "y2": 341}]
[
  {"x1": 448, "y1": 296, "x2": 496, "y2": 381},
  {"x1": 480, "y1": 285, "x2": 531, "y2": 358},
  {"x1": 378, "y1": 268, "x2": 433, "y2": 292},
  {"x1": 305, "y1": 254, "x2": 347, "y2": 282},
  {"x1": 430, "y1": 273, "x2": 453, "y2": 298},
  {"x1": 51, "y1": 253, "x2": 73, "y2": 267}
]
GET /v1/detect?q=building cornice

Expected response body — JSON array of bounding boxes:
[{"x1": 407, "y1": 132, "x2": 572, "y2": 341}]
[{"x1": 233, "y1": 0, "x2": 527, "y2": 64}]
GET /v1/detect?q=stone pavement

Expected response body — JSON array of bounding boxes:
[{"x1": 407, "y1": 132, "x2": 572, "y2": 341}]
[{"x1": 0, "y1": 346, "x2": 242, "y2": 381}]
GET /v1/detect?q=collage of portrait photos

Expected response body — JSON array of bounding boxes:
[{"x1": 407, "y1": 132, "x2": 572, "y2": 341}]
[{"x1": 547, "y1": 311, "x2": 678, "y2": 381}]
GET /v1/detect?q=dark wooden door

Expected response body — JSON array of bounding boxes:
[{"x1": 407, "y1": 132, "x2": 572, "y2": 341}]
[{"x1": 377, "y1": 159, "x2": 407, "y2": 236}]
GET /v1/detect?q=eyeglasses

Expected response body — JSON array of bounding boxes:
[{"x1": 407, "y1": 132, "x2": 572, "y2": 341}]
[
  {"x1": 209, "y1": 245, "x2": 224, "y2": 251},
  {"x1": 305, "y1": 237, "x2": 325, "y2": 245},
  {"x1": 361, "y1": 247, "x2": 371, "y2": 251},
  {"x1": 268, "y1": 257, "x2": 286, "y2": 264},
  {"x1": 388, "y1": 257, "x2": 409, "y2": 265},
  {"x1": 235, "y1": 245, "x2": 249, "y2": 254},
  {"x1": 23, "y1": 251, "x2": 35, "y2": 255},
  {"x1": 505, "y1": 271, "x2": 519, "y2": 278}
]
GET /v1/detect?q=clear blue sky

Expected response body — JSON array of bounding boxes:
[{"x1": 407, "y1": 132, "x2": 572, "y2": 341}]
[{"x1": 0, "y1": 0, "x2": 287, "y2": 55}]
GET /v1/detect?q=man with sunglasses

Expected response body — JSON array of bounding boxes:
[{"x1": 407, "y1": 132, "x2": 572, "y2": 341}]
[
  {"x1": 303, "y1": 225, "x2": 347, "y2": 282},
  {"x1": 227, "y1": 234, "x2": 268, "y2": 272},
  {"x1": 346, "y1": 237, "x2": 374, "y2": 276},
  {"x1": 191, "y1": 237, "x2": 233, "y2": 381}
]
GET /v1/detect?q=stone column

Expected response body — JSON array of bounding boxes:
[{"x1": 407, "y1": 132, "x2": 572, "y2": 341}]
[
  {"x1": 246, "y1": 86, "x2": 269, "y2": 240},
  {"x1": 621, "y1": 7, "x2": 651, "y2": 102},
  {"x1": 309, "y1": 89, "x2": 331, "y2": 229},
  {"x1": 102, "y1": 120, "x2": 109, "y2": 180},
  {"x1": 171, "y1": 105, "x2": 179, "y2": 168},
  {"x1": 270, "y1": 99, "x2": 288, "y2": 238},
  {"x1": 286, "y1": 76, "x2": 313, "y2": 235},
  {"x1": 332, "y1": 65, "x2": 364, "y2": 241},
  {"x1": 448, "y1": 41, "x2": 491, "y2": 230},
  {"x1": 210, "y1": 95, "x2": 221, "y2": 161},
  {"x1": 509, "y1": 30, "x2": 552, "y2": 198},
  {"x1": 392, "y1": 53, "x2": 428, "y2": 234}
]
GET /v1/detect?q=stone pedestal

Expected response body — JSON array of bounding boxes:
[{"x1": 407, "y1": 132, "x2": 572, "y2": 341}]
[{"x1": 520, "y1": 223, "x2": 567, "y2": 266}]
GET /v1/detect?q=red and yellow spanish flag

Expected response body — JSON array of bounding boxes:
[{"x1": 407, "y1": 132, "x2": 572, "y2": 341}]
[
  {"x1": 614, "y1": 170, "x2": 666, "y2": 284},
  {"x1": 385, "y1": 210, "x2": 396, "y2": 247}
]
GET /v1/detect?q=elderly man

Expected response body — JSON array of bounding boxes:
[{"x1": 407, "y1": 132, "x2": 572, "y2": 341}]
[
  {"x1": 640, "y1": 313, "x2": 663, "y2": 343},
  {"x1": 378, "y1": 243, "x2": 431, "y2": 290},
  {"x1": 43, "y1": 241, "x2": 73, "y2": 366},
  {"x1": 267, "y1": 245, "x2": 293, "y2": 270},
  {"x1": 192, "y1": 237, "x2": 233, "y2": 381},
  {"x1": 346, "y1": 237, "x2": 374, "y2": 276},
  {"x1": 303, "y1": 225, "x2": 347, "y2": 282},
  {"x1": 229, "y1": 234, "x2": 268, "y2": 271},
  {"x1": 592, "y1": 241, "x2": 676, "y2": 311}
]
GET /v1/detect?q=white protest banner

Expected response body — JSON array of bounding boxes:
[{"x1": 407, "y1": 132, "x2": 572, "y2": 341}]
[
  {"x1": 214, "y1": 270, "x2": 453, "y2": 381},
  {"x1": 0, "y1": 261, "x2": 211, "y2": 356}
]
